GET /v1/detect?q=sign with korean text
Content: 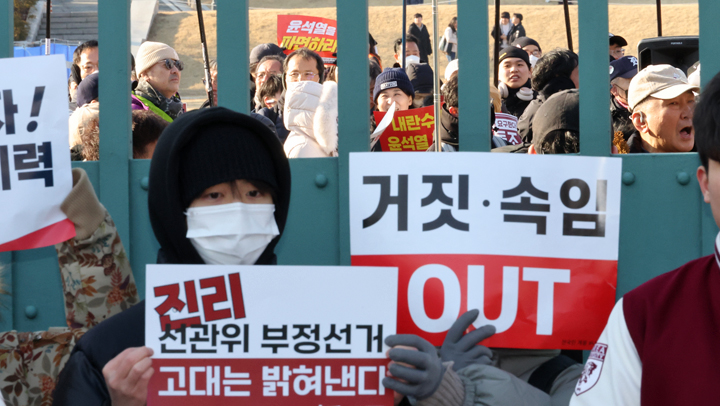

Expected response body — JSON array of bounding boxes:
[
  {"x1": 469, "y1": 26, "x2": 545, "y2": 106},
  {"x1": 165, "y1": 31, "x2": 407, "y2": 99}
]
[
  {"x1": 277, "y1": 15, "x2": 338, "y2": 64},
  {"x1": 373, "y1": 106, "x2": 435, "y2": 152},
  {"x1": 350, "y1": 153, "x2": 622, "y2": 350},
  {"x1": 146, "y1": 265, "x2": 397, "y2": 405},
  {"x1": 0, "y1": 55, "x2": 74, "y2": 252},
  {"x1": 494, "y1": 112, "x2": 521, "y2": 145}
]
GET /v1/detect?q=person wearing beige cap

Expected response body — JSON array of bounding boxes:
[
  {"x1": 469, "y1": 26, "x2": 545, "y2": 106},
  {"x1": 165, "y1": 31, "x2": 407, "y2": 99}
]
[
  {"x1": 131, "y1": 41, "x2": 184, "y2": 122},
  {"x1": 627, "y1": 64, "x2": 699, "y2": 153}
]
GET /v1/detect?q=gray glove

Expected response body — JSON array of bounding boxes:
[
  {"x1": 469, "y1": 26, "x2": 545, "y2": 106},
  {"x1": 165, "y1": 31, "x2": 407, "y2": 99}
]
[
  {"x1": 440, "y1": 309, "x2": 496, "y2": 371},
  {"x1": 382, "y1": 334, "x2": 445, "y2": 400}
]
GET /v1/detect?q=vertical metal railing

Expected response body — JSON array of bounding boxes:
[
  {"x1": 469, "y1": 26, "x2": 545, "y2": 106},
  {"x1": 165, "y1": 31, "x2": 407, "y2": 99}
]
[
  {"x1": 578, "y1": 0, "x2": 609, "y2": 157},
  {"x1": 337, "y1": 0, "x2": 370, "y2": 265},
  {"x1": 457, "y1": 0, "x2": 489, "y2": 152},
  {"x1": 98, "y1": 1, "x2": 132, "y2": 247},
  {"x1": 216, "y1": 0, "x2": 249, "y2": 113}
]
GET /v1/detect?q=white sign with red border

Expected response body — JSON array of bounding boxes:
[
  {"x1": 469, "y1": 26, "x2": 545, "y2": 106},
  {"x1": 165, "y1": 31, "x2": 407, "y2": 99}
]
[
  {"x1": 146, "y1": 265, "x2": 397, "y2": 405},
  {"x1": 0, "y1": 55, "x2": 74, "y2": 251},
  {"x1": 350, "y1": 152, "x2": 622, "y2": 350}
]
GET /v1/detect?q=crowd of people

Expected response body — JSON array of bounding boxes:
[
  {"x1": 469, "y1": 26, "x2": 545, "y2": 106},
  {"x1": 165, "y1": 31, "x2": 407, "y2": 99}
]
[{"x1": 0, "y1": 7, "x2": 714, "y2": 406}]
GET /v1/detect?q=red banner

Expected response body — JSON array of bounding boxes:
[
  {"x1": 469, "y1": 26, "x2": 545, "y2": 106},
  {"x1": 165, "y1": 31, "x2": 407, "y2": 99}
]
[
  {"x1": 148, "y1": 358, "x2": 392, "y2": 405},
  {"x1": 373, "y1": 106, "x2": 435, "y2": 152},
  {"x1": 277, "y1": 15, "x2": 338, "y2": 64},
  {"x1": 352, "y1": 254, "x2": 616, "y2": 350},
  {"x1": 0, "y1": 218, "x2": 75, "y2": 252}
]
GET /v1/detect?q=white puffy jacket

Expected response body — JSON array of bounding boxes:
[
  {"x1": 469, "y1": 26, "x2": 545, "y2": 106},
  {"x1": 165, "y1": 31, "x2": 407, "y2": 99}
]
[{"x1": 283, "y1": 80, "x2": 338, "y2": 158}]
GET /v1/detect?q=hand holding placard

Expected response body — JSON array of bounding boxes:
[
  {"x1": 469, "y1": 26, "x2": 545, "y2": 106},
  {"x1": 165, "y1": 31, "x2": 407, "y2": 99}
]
[
  {"x1": 103, "y1": 347, "x2": 155, "y2": 406},
  {"x1": 440, "y1": 309, "x2": 495, "y2": 372},
  {"x1": 383, "y1": 334, "x2": 444, "y2": 401}
]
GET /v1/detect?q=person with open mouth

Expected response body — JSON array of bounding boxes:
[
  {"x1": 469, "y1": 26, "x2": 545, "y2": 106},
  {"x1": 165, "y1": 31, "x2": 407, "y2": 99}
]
[{"x1": 627, "y1": 65, "x2": 699, "y2": 153}]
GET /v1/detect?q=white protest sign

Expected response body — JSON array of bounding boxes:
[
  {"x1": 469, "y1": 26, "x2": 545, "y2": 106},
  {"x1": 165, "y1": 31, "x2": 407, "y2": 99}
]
[
  {"x1": 350, "y1": 152, "x2": 622, "y2": 350},
  {"x1": 0, "y1": 55, "x2": 74, "y2": 250},
  {"x1": 146, "y1": 265, "x2": 397, "y2": 405}
]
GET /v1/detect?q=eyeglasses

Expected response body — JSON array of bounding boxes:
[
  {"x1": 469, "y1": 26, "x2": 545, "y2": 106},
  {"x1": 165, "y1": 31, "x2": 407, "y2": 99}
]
[
  {"x1": 159, "y1": 59, "x2": 184, "y2": 71},
  {"x1": 288, "y1": 71, "x2": 318, "y2": 80},
  {"x1": 611, "y1": 48, "x2": 625, "y2": 57}
]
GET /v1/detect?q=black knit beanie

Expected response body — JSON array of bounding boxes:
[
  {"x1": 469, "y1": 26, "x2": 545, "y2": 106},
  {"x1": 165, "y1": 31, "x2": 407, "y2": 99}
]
[
  {"x1": 179, "y1": 123, "x2": 278, "y2": 208},
  {"x1": 499, "y1": 46, "x2": 531, "y2": 68}
]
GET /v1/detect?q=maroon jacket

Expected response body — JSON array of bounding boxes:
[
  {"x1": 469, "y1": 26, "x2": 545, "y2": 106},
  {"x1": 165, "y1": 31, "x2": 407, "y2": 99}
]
[{"x1": 623, "y1": 252, "x2": 720, "y2": 404}]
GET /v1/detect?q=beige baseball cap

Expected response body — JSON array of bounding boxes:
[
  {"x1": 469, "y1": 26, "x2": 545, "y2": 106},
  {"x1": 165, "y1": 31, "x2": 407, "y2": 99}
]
[{"x1": 628, "y1": 64, "x2": 699, "y2": 112}]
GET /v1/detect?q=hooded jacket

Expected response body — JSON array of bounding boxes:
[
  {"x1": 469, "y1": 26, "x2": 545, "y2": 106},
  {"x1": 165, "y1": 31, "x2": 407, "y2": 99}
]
[
  {"x1": 283, "y1": 81, "x2": 338, "y2": 158},
  {"x1": 517, "y1": 76, "x2": 576, "y2": 143},
  {"x1": 52, "y1": 108, "x2": 292, "y2": 405}
]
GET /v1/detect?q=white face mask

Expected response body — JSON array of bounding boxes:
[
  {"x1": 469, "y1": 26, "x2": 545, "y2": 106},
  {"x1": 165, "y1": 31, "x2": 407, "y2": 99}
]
[
  {"x1": 404, "y1": 55, "x2": 421, "y2": 67},
  {"x1": 185, "y1": 202, "x2": 280, "y2": 265},
  {"x1": 529, "y1": 54, "x2": 539, "y2": 68}
]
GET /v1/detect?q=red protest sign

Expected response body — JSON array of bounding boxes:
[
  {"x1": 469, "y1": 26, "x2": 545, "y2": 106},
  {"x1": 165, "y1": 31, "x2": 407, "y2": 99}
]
[
  {"x1": 277, "y1": 15, "x2": 337, "y2": 64},
  {"x1": 349, "y1": 153, "x2": 623, "y2": 350},
  {"x1": 373, "y1": 106, "x2": 435, "y2": 152},
  {"x1": 148, "y1": 358, "x2": 390, "y2": 405},
  {"x1": 352, "y1": 254, "x2": 616, "y2": 350}
]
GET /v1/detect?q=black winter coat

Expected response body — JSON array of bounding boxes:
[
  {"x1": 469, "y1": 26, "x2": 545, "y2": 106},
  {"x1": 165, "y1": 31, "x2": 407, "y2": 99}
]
[
  {"x1": 517, "y1": 76, "x2": 576, "y2": 143},
  {"x1": 508, "y1": 23, "x2": 526, "y2": 44},
  {"x1": 408, "y1": 23, "x2": 432, "y2": 63},
  {"x1": 52, "y1": 107, "x2": 292, "y2": 405}
]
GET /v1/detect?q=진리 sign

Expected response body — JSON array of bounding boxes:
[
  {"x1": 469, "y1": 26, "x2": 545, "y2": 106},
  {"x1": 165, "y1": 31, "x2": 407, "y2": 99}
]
[
  {"x1": 277, "y1": 15, "x2": 337, "y2": 64},
  {"x1": 146, "y1": 265, "x2": 397, "y2": 405},
  {"x1": 0, "y1": 55, "x2": 74, "y2": 251},
  {"x1": 350, "y1": 153, "x2": 622, "y2": 350}
]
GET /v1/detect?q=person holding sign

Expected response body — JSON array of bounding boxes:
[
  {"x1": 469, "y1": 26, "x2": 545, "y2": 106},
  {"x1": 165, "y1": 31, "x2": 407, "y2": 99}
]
[
  {"x1": 53, "y1": 108, "x2": 291, "y2": 405},
  {"x1": 374, "y1": 68, "x2": 415, "y2": 113}
]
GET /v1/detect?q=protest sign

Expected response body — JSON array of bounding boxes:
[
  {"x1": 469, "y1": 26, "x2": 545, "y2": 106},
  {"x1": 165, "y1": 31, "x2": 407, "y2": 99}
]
[
  {"x1": 494, "y1": 112, "x2": 521, "y2": 145},
  {"x1": 146, "y1": 265, "x2": 397, "y2": 405},
  {"x1": 372, "y1": 106, "x2": 435, "y2": 152},
  {"x1": 0, "y1": 55, "x2": 74, "y2": 251},
  {"x1": 277, "y1": 15, "x2": 338, "y2": 64},
  {"x1": 350, "y1": 153, "x2": 622, "y2": 350}
]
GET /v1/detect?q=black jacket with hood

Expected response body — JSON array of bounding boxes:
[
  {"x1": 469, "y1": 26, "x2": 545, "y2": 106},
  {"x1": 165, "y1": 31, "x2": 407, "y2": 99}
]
[
  {"x1": 52, "y1": 107, "x2": 292, "y2": 405},
  {"x1": 517, "y1": 76, "x2": 576, "y2": 143}
]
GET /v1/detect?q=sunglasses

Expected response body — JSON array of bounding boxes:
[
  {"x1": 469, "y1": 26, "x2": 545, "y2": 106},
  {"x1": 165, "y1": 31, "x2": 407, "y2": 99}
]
[{"x1": 160, "y1": 59, "x2": 184, "y2": 71}]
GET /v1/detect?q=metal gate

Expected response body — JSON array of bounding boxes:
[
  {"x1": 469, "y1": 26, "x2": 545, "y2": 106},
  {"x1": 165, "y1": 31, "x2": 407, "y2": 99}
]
[{"x1": 0, "y1": 0, "x2": 717, "y2": 333}]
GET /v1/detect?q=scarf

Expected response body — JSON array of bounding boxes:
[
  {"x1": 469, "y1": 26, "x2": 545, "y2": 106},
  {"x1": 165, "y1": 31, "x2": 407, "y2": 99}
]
[{"x1": 134, "y1": 79, "x2": 183, "y2": 120}]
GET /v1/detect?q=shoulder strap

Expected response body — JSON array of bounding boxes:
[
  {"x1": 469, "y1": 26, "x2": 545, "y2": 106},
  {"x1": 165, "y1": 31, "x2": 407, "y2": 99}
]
[
  {"x1": 134, "y1": 93, "x2": 174, "y2": 123},
  {"x1": 527, "y1": 354, "x2": 577, "y2": 394}
]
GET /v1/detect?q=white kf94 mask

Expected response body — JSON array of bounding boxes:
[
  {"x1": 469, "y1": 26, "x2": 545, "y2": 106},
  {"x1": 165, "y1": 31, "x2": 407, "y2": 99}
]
[{"x1": 185, "y1": 202, "x2": 280, "y2": 265}]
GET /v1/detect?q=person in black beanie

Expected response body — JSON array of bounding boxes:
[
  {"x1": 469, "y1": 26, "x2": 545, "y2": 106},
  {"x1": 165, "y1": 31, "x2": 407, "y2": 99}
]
[
  {"x1": 517, "y1": 48, "x2": 579, "y2": 143},
  {"x1": 374, "y1": 68, "x2": 415, "y2": 113},
  {"x1": 511, "y1": 36, "x2": 542, "y2": 65},
  {"x1": 406, "y1": 62, "x2": 434, "y2": 108},
  {"x1": 497, "y1": 46, "x2": 536, "y2": 118},
  {"x1": 52, "y1": 107, "x2": 292, "y2": 406}
]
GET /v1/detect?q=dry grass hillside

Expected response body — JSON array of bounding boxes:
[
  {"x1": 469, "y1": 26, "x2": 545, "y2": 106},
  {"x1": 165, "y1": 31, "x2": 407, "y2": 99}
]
[{"x1": 147, "y1": 4, "x2": 699, "y2": 99}]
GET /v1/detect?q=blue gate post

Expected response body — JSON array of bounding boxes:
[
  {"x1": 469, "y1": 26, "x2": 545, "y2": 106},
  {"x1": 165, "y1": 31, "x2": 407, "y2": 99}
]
[
  {"x1": 216, "y1": 0, "x2": 249, "y2": 113},
  {"x1": 0, "y1": 0, "x2": 10, "y2": 58},
  {"x1": 457, "y1": 0, "x2": 489, "y2": 152},
  {"x1": 699, "y1": 0, "x2": 720, "y2": 253},
  {"x1": 98, "y1": 0, "x2": 132, "y2": 248},
  {"x1": 578, "y1": 0, "x2": 609, "y2": 158},
  {"x1": 0, "y1": 0, "x2": 12, "y2": 328},
  {"x1": 337, "y1": 0, "x2": 370, "y2": 265}
]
